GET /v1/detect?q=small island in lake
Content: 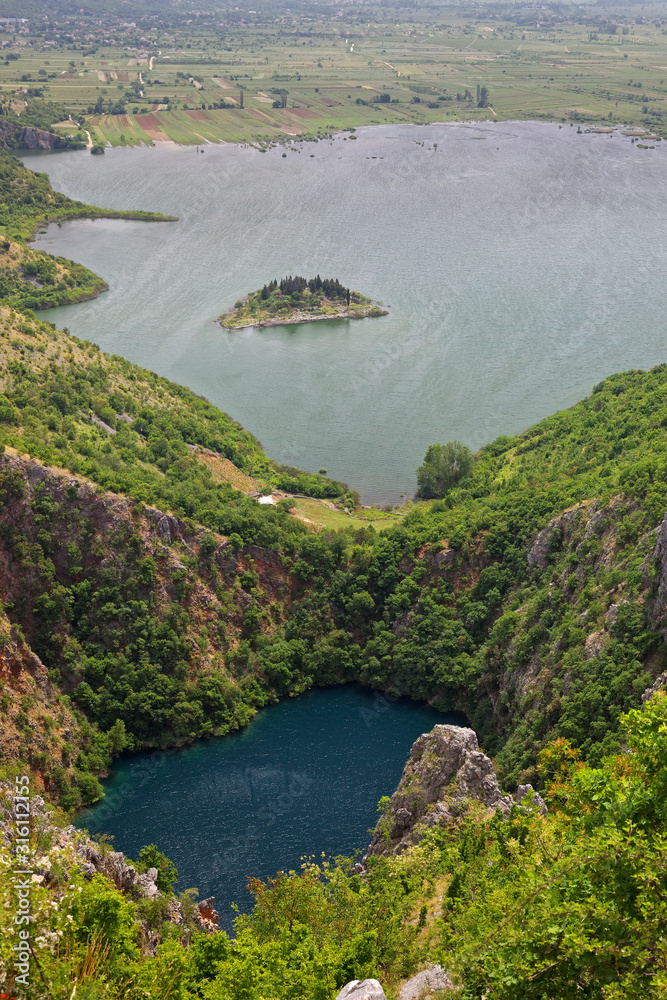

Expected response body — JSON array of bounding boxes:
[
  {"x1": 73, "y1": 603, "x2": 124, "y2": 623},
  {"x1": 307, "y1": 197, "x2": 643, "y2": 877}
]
[{"x1": 218, "y1": 274, "x2": 388, "y2": 329}]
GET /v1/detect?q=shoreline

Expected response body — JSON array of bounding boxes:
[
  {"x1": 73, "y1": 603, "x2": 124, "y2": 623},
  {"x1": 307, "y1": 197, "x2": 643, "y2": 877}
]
[
  {"x1": 20, "y1": 118, "x2": 663, "y2": 168},
  {"x1": 46, "y1": 114, "x2": 667, "y2": 153},
  {"x1": 24, "y1": 208, "x2": 179, "y2": 243},
  {"x1": 219, "y1": 301, "x2": 389, "y2": 330}
]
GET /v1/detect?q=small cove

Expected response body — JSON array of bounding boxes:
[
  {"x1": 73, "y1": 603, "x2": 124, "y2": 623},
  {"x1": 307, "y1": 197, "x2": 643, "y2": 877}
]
[{"x1": 77, "y1": 686, "x2": 463, "y2": 932}]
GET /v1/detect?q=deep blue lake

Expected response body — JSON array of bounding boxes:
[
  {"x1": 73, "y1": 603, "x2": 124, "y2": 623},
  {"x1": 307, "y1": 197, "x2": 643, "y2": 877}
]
[{"x1": 77, "y1": 686, "x2": 462, "y2": 932}]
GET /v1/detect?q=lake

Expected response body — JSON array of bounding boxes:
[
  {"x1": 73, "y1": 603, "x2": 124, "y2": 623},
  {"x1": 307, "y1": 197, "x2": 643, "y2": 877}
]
[
  {"x1": 22, "y1": 121, "x2": 667, "y2": 504},
  {"x1": 77, "y1": 686, "x2": 461, "y2": 932}
]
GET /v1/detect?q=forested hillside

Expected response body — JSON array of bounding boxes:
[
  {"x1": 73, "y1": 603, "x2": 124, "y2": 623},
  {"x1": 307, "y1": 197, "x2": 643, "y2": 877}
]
[
  {"x1": 1, "y1": 305, "x2": 667, "y2": 807},
  {"x1": 2, "y1": 152, "x2": 667, "y2": 999},
  {"x1": 3, "y1": 695, "x2": 667, "y2": 999}
]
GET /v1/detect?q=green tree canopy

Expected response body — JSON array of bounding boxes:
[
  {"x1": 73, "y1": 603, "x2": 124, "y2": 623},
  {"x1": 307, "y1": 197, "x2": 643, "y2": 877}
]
[
  {"x1": 416, "y1": 440, "x2": 473, "y2": 498},
  {"x1": 136, "y1": 844, "x2": 179, "y2": 893}
]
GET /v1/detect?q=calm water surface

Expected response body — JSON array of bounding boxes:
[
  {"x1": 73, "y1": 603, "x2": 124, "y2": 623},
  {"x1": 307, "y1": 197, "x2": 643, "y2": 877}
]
[
  {"x1": 77, "y1": 687, "x2": 460, "y2": 931},
  {"x1": 22, "y1": 122, "x2": 667, "y2": 503}
]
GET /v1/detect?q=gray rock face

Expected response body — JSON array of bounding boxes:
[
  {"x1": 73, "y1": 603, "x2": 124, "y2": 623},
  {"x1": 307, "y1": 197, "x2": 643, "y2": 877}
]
[
  {"x1": 650, "y1": 511, "x2": 667, "y2": 634},
  {"x1": 0, "y1": 118, "x2": 68, "y2": 149},
  {"x1": 153, "y1": 512, "x2": 181, "y2": 544},
  {"x1": 398, "y1": 966, "x2": 454, "y2": 999},
  {"x1": 642, "y1": 672, "x2": 667, "y2": 703},
  {"x1": 368, "y1": 725, "x2": 546, "y2": 856},
  {"x1": 335, "y1": 981, "x2": 386, "y2": 1000},
  {"x1": 515, "y1": 784, "x2": 548, "y2": 816},
  {"x1": 76, "y1": 844, "x2": 163, "y2": 899},
  {"x1": 368, "y1": 726, "x2": 512, "y2": 856},
  {"x1": 135, "y1": 867, "x2": 160, "y2": 898}
]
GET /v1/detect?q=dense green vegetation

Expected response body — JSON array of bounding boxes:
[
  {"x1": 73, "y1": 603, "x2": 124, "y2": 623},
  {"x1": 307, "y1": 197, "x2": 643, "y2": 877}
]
[
  {"x1": 4, "y1": 300, "x2": 667, "y2": 790},
  {"x1": 0, "y1": 238, "x2": 108, "y2": 310},
  {"x1": 0, "y1": 98, "x2": 81, "y2": 134},
  {"x1": 0, "y1": 150, "x2": 175, "y2": 313},
  {"x1": 4, "y1": 695, "x2": 667, "y2": 998},
  {"x1": 416, "y1": 440, "x2": 473, "y2": 499},
  {"x1": 220, "y1": 275, "x2": 386, "y2": 329},
  {"x1": 0, "y1": 150, "x2": 174, "y2": 243},
  {"x1": 3, "y1": 305, "x2": 667, "y2": 810},
  {"x1": 0, "y1": 98, "x2": 85, "y2": 149},
  {"x1": 1, "y1": 130, "x2": 667, "y2": 999}
]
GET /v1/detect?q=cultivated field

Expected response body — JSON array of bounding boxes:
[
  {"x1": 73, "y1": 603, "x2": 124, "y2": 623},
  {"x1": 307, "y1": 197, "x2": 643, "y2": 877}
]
[{"x1": 2, "y1": 3, "x2": 667, "y2": 146}]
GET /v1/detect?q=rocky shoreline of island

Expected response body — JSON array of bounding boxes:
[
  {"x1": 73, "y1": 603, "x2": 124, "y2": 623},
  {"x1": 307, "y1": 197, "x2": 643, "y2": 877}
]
[{"x1": 218, "y1": 275, "x2": 388, "y2": 329}]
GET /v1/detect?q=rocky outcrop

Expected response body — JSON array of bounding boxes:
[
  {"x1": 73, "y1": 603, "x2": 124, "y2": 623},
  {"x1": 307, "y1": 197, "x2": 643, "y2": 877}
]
[
  {"x1": 335, "y1": 981, "x2": 386, "y2": 1000},
  {"x1": 368, "y1": 725, "x2": 546, "y2": 857},
  {"x1": 649, "y1": 511, "x2": 667, "y2": 635},
  {"x1": 398, "y1": 966, "x2": 454, "y2": 999},
  {"x1": 195, "y1": 897, "x2": 220, "y2": 932},
  {"x1": 528, "y1": 503, "x2": 591, "y2": 570},
  {"x1": 136, "y1": 867, "x2": 160, "y2": 898},
  {"x1": 76, "y1": 842, "x2": 160, "y2": 898},
  {"x1": 0, "y1": 118, "x2": 77, "y2": 150},
  {"x1": 152, "y1": 510, "x2": 182, "y2": 544},
  {"x1": 0, "y1": 449, "x2": 298, "y2": 779},
  {"x1": 335, "y1": 967, "x2": 455, "y2": 1000},
  {"x1": 642, "y1": 672, "x2": 667, "y2": 703}
]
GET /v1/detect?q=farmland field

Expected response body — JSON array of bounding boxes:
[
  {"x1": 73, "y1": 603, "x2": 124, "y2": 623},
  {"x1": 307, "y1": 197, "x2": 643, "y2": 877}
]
[{"x1": 2, "y1": 2, "x2": 667, "y2": 147}]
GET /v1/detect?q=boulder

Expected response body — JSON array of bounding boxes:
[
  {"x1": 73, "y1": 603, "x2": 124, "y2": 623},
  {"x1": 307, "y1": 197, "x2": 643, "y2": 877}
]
[
  {"x1": 105, "y1": 851, "x2": 139, "y2": 893},
  {"x1": 77, "y1": 861, "x2": 98, "y2": 881},
  {"x1": 155, "y1": 514, "x2": 181, "y2": 544},
  {"x1": 398, "y1": 966, "x2": 454, "y2": 999},
  {"x1": 335, "y1": 981, "x2": 386, "y2": 1000},
  {"x1": 515, "y1": 784, "x2": 547, "y2": 816},
  {"x1": 194, "y1": 896, "x2": 220, "y2": 932},
  {"x1": 168, "y1": 898, "x2": 183, "y2": 924},
  {"x1": 642, "y1": 672, "x2": 667, "y2": 703}
]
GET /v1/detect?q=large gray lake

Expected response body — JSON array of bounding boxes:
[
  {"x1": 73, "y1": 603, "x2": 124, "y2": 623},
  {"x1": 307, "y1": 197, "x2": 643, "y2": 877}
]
[{"x1": 22, "y1": 122, "x2": 667, "y2": 502}]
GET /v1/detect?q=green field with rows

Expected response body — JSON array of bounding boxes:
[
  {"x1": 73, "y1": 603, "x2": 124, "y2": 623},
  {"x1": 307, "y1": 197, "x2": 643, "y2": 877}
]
[{"x1": 2, "y1": 4, "x2": 666, "y2": 146}]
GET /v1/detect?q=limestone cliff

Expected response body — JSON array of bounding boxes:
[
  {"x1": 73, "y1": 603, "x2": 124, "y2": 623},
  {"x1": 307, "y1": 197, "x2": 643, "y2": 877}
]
[
  {"x1": 0, "y1": 118, "x2": 81, "y2": 150},
  {"x1": 368, "y1": 724, "x2": 545, "y2": 857}
]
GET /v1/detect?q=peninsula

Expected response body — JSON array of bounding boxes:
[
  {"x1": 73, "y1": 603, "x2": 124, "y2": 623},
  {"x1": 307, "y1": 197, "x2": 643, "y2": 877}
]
[{"x1": 219, "y1": 274, "x2": 388, "y2": 329}]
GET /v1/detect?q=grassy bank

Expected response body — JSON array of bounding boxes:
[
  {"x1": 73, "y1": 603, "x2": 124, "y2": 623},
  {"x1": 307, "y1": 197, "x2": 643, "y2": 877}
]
[{"x1": 0, "y1": 150, "x2": 176, "y2": 310}]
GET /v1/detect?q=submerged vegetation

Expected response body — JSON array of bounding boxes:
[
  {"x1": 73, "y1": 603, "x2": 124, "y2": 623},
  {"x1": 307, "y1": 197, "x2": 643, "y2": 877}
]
[{"x1": 219, "y1": 275, "x2": 387, "y2": 329}]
